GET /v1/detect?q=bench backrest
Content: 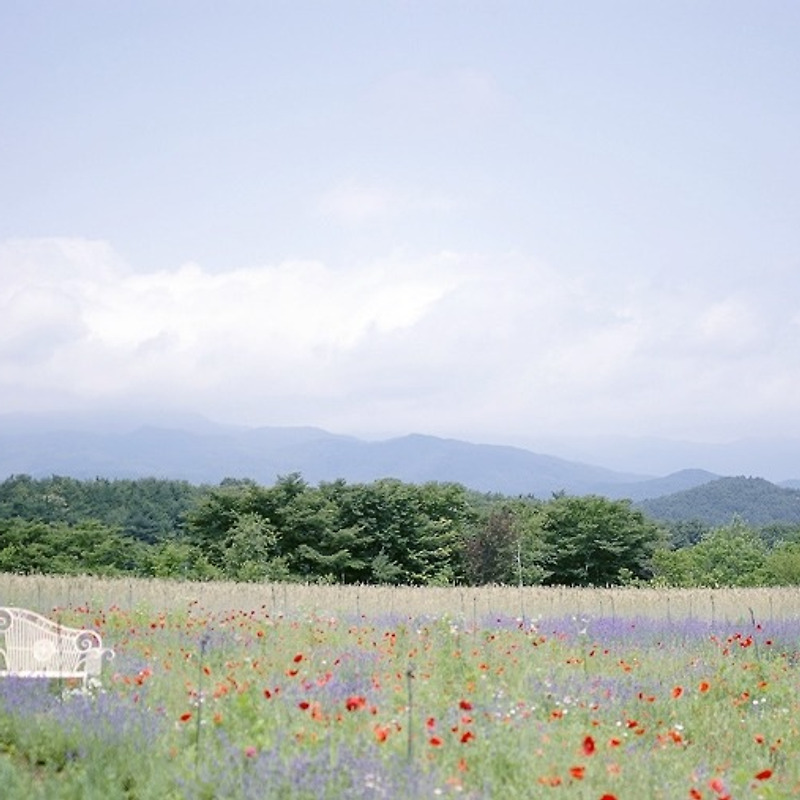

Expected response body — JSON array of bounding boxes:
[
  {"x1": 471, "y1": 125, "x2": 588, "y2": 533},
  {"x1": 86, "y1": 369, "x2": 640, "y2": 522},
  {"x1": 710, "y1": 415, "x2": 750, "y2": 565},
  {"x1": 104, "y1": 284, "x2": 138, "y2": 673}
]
[{"x1": 0, "y1": 607, "x2": 106, "y2": 675}]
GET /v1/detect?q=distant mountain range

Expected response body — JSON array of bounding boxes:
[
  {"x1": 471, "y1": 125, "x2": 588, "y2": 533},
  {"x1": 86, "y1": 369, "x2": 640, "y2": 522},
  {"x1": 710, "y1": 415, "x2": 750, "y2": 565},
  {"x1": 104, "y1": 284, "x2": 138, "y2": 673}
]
[
  {"x1": 0, "y1": 413, "x2": 799, "y2": 518},
  {"x1": 521, "y1": 433, "x2": 800, "y2": 484}
]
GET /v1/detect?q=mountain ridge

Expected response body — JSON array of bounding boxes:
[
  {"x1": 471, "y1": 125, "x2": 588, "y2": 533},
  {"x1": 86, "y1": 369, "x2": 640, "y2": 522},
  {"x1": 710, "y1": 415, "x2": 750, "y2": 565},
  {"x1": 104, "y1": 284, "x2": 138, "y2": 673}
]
[
  {"x1": 0, "y1": 415, "x2": 695, "y2": 499},
  {"x1": 638, "y1": 476, "x2": 800, "y2": 526},
  {"x1": 1, "y1": 412, "x2": 798, "y2": 503}
]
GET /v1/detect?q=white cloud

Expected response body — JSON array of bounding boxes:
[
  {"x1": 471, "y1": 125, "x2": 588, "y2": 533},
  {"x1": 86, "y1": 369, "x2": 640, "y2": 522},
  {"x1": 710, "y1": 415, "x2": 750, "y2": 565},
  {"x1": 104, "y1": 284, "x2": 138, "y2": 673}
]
[
  {"x1": 1, "y1": 237, "x2": 798, "y2": 442},
  {"x1": 0, "y1": 239, "x2": 465, "y2": 409}
]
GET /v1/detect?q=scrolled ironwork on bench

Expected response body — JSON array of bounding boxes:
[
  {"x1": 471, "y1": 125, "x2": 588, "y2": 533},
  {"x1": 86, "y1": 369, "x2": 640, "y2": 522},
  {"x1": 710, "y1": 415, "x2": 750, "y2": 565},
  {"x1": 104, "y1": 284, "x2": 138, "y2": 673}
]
[{"x1": 0, "y1": 607, "x2": 114, "y2": 688}]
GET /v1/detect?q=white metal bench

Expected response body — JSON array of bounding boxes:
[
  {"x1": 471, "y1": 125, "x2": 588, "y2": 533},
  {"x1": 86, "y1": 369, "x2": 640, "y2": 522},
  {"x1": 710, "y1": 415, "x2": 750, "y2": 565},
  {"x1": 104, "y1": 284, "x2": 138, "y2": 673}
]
[{"x1": 0, "y1": 607, "x2": 113, "y2": 688}]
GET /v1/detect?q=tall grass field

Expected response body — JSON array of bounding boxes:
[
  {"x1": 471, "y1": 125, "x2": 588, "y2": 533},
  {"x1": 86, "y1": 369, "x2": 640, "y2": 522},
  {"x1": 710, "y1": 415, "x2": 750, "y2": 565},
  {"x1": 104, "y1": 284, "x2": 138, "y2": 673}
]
[{"x1": 0, "y1": 574, "x2": 798, "y2": 798}]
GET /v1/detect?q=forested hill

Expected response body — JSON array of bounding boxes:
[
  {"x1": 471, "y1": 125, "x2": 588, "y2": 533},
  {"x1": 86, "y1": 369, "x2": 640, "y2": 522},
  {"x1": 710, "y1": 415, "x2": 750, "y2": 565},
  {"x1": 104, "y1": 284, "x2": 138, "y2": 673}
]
[
  {"x1": 0, "y1": 475, "x2": 203, "y2": 542},
  {"x1": 637, "y1": 476, "x2": 800, "y2": 525}
]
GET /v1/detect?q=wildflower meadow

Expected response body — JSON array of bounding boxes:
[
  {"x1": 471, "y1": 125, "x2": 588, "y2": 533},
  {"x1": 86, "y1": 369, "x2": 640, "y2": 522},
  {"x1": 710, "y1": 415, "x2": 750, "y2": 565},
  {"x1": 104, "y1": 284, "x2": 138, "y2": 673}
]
[{"x1": 0, "y1": 576, "x2": 799, "y2": 798}]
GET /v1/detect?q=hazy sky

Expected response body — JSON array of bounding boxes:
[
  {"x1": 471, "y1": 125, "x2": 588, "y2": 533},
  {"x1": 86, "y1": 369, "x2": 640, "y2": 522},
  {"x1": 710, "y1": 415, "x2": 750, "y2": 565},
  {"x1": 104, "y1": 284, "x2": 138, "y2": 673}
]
[{"x1": 2, "y1": 1, "x2": 799, "y2": 447}]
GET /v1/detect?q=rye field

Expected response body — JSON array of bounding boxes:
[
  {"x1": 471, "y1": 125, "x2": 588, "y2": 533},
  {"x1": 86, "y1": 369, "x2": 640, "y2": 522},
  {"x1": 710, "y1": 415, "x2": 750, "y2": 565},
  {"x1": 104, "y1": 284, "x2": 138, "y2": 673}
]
[{"x1": 1, "y1": 575, "x2": 799, "y2": 799}]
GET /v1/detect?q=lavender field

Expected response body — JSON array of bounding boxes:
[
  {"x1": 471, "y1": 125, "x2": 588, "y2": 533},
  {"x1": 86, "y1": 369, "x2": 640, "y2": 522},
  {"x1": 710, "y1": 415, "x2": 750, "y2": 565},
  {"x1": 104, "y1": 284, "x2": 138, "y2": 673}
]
[{"x1": 0, "y1": 577, "x2": 798, "y2": 798}]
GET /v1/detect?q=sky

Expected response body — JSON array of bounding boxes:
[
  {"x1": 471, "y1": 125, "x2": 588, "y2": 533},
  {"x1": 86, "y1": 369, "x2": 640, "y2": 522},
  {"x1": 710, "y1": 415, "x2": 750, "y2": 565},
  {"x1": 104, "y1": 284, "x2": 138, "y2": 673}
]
[{"x1": 2, "y1": 1, "x2": 800, "y2": 454}]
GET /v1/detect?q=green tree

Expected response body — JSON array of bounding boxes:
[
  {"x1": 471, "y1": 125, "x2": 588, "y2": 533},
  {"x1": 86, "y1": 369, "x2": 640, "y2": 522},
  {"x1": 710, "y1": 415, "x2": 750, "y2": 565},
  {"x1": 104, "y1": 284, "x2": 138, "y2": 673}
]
[
  {"x1": 763, "y1": 541, "x2": 800, "y2": 585},
  {"x1": 759, "y1": 522, "x2": 800, "y2": 548},
  {"x1": 652, "y1": 518, "x2": 767, "y2": 587},
  {"x1": 319, "y1": 479, "x2": 471, "y2": 585},
  {"x1": 665, "y1": 518, "x2": 710, "y2": 549},
  {"x1": 0, "y1": 474, "x2": 202, "y2": 542},
  {"x1": 146, "y1": 540, "x2": 219, "y2": 580},
  {"x1": 460, "y1": 500, "x2": 546, "y2": 585},
  {"x1": 0, "y1": 518, "x2": 150, "y2": 576},
  {"x1": 184, "y1": 482, "x2": 257, "y2": 571},
  {"x1": 224, "y1": 511, "x2": 287, "y2": 581},
  {"x1": 538, "y1": 495, "x2": 664, "y2": 586},
  {"x1": 462, "y1": 506, "x2": 518, "y2": 584}
]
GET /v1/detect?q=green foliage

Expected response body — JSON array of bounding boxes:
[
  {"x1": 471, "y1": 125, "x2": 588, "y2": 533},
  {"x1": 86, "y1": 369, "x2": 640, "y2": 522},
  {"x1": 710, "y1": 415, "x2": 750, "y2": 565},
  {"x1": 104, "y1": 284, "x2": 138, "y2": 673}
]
[
  {"x1": 538, "y1": 494, "x2": 665, "y2": 586},
  {"x1": 145, "y1": 540, "x2": 219, "y2": 580},
  {"x1": 0, "y1": 683, "x2": 171, "y2": 798},
  {"x1": 639, "y1": 476, "x2": 800, "y2": 526},
  {"x1": 0, "y1": 475, "x2": 201, "y2": 542},
  {"x1": 460, "y1": 500, "x2": 546, "y2": 585},
  {"x1": 6, "y1": 594, "x2": 800, "y2": 797},
  {"x1": 0, "y1": 476, "x2": 213, "y2": 580},
  {"x1": 185, "y1": 475, "x2": 473, "y2": 585},
  {"x1": 6, "y1": 472, "x2": 796, "y2": 588},
  {"x1": 664, "y1": 518, "x2": 710, "y2": 549},
  {"x1": 461, "y1": 506, "x2": 519, "y2": 584},
  {"x1": 0, "y1": 518, "x2": 149, "y2": 575},
  {"x1": 652, "y1": 519, "x2": 769, "y2": 587},
  {"x1": 758, "y1": 521, "x2": 800, "y2": 548},
  {"x1": 763, "y1": 541, "x2": 800, "y2": 585}
]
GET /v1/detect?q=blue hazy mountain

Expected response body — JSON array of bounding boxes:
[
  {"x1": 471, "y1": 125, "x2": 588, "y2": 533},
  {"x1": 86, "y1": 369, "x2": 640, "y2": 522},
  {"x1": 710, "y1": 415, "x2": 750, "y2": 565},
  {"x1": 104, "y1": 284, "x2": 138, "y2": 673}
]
[{"x1": 1, "y1": 411, "x2": 796, "y2": 502}]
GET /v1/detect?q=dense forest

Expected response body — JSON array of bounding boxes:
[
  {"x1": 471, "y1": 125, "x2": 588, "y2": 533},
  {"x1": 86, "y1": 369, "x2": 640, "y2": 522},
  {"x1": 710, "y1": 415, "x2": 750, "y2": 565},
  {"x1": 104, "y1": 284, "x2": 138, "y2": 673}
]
[
  {"x1": 638, "y1": 476, "x2": 800, "y2": 525},
  {"x1": 2, "y1": 474, "x2": 800, "y2": 587}
]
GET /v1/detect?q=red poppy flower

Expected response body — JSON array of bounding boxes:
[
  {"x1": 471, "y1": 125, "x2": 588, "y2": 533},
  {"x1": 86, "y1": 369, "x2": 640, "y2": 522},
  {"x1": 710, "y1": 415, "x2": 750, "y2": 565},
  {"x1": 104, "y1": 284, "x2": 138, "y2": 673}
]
[
  {"x1": 293, "y1": 653, "x2": 304, "y2": 663},
  {"x1": 569, "y1": 766, "x2": 585, "y2": 780},
  {"x1": 179, "y1": 712, "x2": 192, "y2": 722},
  {"x1": 599, "y1": 794, "x2": 618, "y2": 800},
  {"x1": 582, "y1": 735, "x2": 596, "y2": 756},
  {"x1": 429, "y1": 736, "x2": 443, "y2": 746},
  {"x1": 373, "y1": 725, "x2": 390, "y2": 742},
  {"x1": 699, "y1": 680, "x2": 711, "y2": 693},
  {"x1": 709, "y1": 777, "x2": 727, "y2": 795},
  {"x1": 345, "y1": 695, "x2": 367, "y2": 712},
  {"x1": 754, "y1": 769, "x2": 772, "y2": 781},
  {"x1": 672, "y1": 685, "x2": 684, "y2": 699},
  {"x1": 459, "y1": 699, "x2": 473, "y2": 710},
  {"x1": 538, "y1": 775, "x2": 562, "y2": 787},
  {"x1": 689, "y1": 789, "x2": 702, "y2": 800},
  {"x1": 460, "y1": 731, "x2": 475, "y2": 743}
]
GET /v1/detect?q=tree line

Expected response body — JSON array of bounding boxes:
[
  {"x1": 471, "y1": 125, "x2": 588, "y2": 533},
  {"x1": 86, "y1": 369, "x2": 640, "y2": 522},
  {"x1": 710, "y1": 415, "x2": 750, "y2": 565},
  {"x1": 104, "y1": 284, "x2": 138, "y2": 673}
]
[{"x1": 1, "y1": 474, "x2": 800, "y2": 586}]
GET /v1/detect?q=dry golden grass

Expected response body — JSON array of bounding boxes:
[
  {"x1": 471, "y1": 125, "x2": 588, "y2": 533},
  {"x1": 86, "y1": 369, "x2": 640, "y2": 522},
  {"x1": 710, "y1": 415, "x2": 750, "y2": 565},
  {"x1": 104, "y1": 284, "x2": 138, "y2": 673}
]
[{"x1": 2, "y1": 572, "x2": 799, "y2": 623}]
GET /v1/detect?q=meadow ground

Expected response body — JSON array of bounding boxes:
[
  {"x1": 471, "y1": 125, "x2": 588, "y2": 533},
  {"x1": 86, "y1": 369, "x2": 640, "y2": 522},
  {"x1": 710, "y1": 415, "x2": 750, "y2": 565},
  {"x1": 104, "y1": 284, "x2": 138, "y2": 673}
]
[{"x1": 0, "y1": 575, "x2": 799, "y2": 798}]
